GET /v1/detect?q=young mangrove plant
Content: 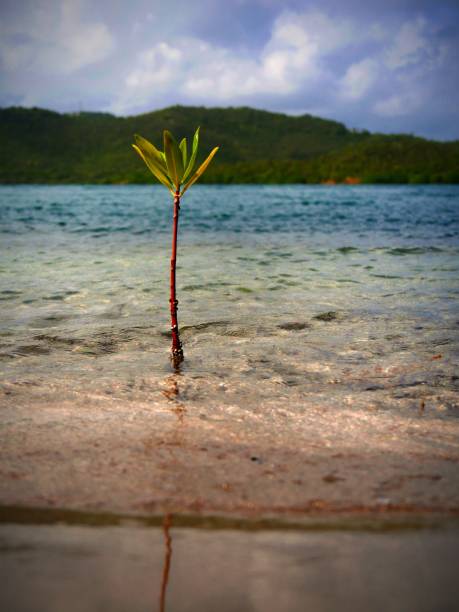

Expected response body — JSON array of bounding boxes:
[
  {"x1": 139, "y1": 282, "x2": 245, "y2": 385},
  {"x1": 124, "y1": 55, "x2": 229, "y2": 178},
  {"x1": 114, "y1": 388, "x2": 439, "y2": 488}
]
[{"x1": 132, "y1": 128, "x2": 219, "y2": 365}]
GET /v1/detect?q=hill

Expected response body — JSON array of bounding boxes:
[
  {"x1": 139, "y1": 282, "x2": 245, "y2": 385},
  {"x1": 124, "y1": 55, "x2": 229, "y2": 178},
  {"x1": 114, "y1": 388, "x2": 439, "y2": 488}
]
[{"x1": 0, "y1": 105, "x2": 458, "y2": 184}]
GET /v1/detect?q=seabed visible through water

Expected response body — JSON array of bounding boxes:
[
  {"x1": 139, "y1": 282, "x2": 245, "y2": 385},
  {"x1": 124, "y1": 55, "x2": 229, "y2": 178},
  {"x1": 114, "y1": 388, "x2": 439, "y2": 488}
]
[{"x1": 1, "y1": 185, "x2": 459, "y2": 610}]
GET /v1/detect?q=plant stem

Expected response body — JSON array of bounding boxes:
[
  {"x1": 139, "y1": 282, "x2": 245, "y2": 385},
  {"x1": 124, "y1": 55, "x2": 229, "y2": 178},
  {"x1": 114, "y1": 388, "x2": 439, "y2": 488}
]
[{"x1": 170, "y1": 189, "x2": 183, "y2": 364}]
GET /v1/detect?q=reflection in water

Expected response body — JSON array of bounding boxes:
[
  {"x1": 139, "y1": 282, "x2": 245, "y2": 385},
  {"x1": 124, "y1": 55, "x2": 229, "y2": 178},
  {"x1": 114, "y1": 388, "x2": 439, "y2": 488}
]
[
  {"x1": 162, "y1": 375, "x2": 180, "y2": 401},
  {"x1": 162, "y1": 375, "x2": 186, "y2": 422},
  {"x1": 159, "y1": 514, "x2": 172, "y2": 612},
  {"x1": 0, "y1": 517, "x2": 458, "y2": 612}
]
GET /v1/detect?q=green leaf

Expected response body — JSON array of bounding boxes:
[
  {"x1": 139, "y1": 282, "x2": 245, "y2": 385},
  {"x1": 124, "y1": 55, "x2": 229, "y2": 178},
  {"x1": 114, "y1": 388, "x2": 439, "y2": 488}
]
[
  {"x1": 182, "y1": 126, "x2": 200, "y2": 182},
  {"x1": 134, "y1": 134, "x2": 167, "y2": 172},
  {"x1": 163, "y1": 130, "x2": 183, "y2": 189},
  {"x1": 132, "y1": 144, "x2": 174, "y2": 194},
  {"x1": 181, "y1": 146, "x2": 219, "y2": 195},
  {"x1": 179, "y1": 138, "x2": 187, "y2": 171}
]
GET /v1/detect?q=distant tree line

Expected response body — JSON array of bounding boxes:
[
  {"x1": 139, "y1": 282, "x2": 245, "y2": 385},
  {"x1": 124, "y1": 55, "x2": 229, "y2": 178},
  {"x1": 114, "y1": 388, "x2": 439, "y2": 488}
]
[{"x1": 0, "y1": 105, "x2": 458, "y2": 184}]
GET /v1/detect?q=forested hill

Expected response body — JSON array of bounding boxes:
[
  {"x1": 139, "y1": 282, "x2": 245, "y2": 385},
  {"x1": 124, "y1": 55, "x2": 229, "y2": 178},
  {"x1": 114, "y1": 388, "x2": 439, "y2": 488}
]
[{"x1": 1, "y1": 105, "x2": 458, "y2": 184}]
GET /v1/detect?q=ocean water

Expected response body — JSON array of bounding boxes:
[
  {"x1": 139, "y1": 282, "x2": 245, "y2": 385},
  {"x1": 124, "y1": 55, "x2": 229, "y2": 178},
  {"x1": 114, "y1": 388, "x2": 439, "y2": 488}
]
[{"x1": 0, "y1": 184, "x2": 458, "y2": 414}]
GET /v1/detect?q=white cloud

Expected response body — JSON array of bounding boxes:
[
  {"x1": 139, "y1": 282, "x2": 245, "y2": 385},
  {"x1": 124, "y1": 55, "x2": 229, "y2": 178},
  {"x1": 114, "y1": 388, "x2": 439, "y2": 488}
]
[
  {"x1": 340, "y1": 58, "x2": 378, "y2": 101},
  {"x1": 385, "y1": 17, "x2": 427, "y2": 70},
  {"x1": 0, "y1": 0, "x2": 114, "y2": 75},
  {"x1": 384, "y1": 16, "x2": 447, "y2": 73},
  {"x1": 267, "y1": 9, "x2": 355, "y2": 55},
  {"x1": 1, "y1": 2, "x2": 457, "y2": 139},
  {"x1": 57, "y1": 1, "x2": 114, "y2": 72},
  {"x1": 370, "y1": 16, "x2": 451, "y2": 119},
  {"x1": 109, "y1": 9, "x2": 357, "y2": 114},
  {"x1": 373, "y1": 90, "x2": 421, "y2": 117}
]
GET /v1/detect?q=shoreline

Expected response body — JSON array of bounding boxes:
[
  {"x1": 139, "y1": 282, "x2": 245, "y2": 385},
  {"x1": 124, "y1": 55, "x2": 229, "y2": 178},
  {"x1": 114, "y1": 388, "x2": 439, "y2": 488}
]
[{"x1": 2, "y1": 503, "x2": 459, "y2": 530}]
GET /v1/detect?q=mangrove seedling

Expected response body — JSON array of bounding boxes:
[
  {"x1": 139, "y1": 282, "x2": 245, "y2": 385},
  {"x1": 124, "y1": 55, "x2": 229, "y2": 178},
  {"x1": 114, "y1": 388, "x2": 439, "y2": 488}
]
[{"x1": 132, "y1": 128, "x2": 219, "y2": 365}]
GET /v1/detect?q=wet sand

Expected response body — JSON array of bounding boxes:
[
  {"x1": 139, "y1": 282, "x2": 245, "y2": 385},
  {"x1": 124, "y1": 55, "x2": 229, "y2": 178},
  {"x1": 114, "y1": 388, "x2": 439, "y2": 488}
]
[
  {"x1": 1, "y1": 369, "x2": 458, "y2": 522},
  {"x1": 1, "y1": 519, "x2": 459, "y2": 612}
]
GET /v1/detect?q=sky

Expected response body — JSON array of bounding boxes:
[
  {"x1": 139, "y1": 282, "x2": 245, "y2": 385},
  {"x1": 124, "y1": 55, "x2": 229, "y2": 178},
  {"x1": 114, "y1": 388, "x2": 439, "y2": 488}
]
[{"x1": 0, "y1": 0, "x2": 458, "y2": 140}]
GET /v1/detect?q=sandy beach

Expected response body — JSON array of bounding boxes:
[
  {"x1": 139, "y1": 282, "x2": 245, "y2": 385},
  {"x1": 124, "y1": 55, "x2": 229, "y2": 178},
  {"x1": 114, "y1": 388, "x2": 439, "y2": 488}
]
[
  {"x1": 1, "y1": 185, "x2": 459, "y2": 524},
  {"x1": 2, "y1": 362, "x2": 458, "y2": 522}
]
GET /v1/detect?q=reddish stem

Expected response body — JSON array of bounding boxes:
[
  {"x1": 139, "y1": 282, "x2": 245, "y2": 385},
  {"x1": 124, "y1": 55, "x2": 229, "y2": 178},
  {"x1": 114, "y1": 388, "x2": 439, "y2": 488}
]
[{"x1": 170, "y1": 190, "x2": 183, "y2": 363}]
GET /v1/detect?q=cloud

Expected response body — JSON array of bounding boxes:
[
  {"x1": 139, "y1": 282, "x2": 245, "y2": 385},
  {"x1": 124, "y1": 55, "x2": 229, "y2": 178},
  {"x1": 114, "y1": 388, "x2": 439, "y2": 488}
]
[
  {"x1": 373, "y1": 91, "x2": 421, "y2": 117},
  {"x1": 0, "y1": 1, "x2": 458, "y2": 139},
  {"x1": 267, "y1": 9, "x2": 355, "y2": 56},
  {"x1": 385, "y1": 16, "x2": 428, "y2": 70},
  {"x1": 109, "y1": 9, "x2": 358, "y2": 114},
  {"x1": 371, "y1": 16, "x2": 451, "y2": 118},
  {"x1": 340, "y1": 58, "x2": 378, "y2": 100},
  {"x1": 0, "y1": 0, "x2": 114, "y2": 75}
]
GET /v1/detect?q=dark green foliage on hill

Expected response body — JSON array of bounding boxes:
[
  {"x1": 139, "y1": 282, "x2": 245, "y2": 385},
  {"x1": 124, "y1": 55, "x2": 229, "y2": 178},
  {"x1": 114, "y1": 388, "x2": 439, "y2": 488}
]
[{"x1": 0, "y1": 105, "x2": 458, "y2": 184}]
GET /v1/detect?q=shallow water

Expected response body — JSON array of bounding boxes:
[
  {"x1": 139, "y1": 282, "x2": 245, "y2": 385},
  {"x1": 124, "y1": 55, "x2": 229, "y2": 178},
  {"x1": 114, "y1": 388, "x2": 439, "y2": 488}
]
[
  {"x1": 1, "y1": 184, "x2": 458, "y2": 417},
  {"x1": 1, "y1": 513, "x2": 458, "y2": 612}
]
